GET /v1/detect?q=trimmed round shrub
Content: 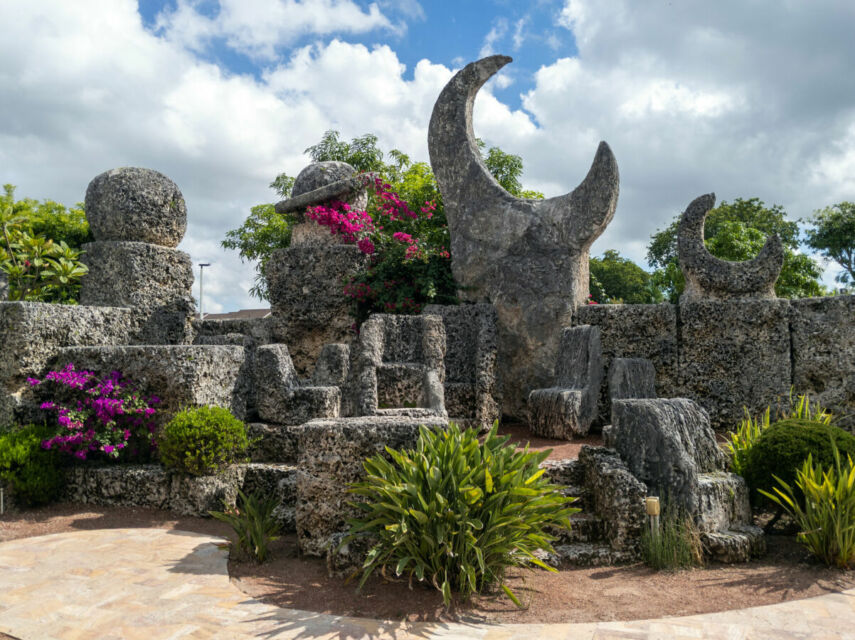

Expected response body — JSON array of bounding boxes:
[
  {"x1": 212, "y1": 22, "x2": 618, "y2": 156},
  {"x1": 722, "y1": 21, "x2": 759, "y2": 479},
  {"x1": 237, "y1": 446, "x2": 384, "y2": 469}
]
[
  {"x1": 743, "y1": 418, "x2": 855, "y2": 503},
  {"x1": 0, "y1": 424, "x2": 63, "y2": 506},
  {"x1": 158, "y1": 406, "x2": 249, "y2": 476}
]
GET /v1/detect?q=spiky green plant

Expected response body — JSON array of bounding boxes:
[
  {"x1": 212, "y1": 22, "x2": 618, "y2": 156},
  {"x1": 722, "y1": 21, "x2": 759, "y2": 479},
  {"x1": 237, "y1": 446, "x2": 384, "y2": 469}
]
[
  {"x1": 761, "y1": 442, "x2": 855, "y2": 569},
  {"x1": 341, "y1": 422, "x2": 579, "y2": 607},
  {"x1": 209, "y1": 489, "x2": 281, "y2": 563}
]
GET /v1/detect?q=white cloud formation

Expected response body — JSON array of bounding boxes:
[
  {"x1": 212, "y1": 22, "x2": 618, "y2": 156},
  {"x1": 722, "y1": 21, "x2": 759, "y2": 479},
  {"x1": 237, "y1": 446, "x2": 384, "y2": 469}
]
[
  {"x1": 0, "y1": 0, "x2": 455, "y2": 312},
  {"x1": 479, "y1": 18, "x2": 508, "y2": 58},
  {"x1": 515, "y1": 0, "x2": 855, "y2": 277},
  {"x1": 2, "y1": 0, "x2": 853, "y2": 316},
  {"x1": 155, "y1": 0, "x2": 397, "y2": 61}
]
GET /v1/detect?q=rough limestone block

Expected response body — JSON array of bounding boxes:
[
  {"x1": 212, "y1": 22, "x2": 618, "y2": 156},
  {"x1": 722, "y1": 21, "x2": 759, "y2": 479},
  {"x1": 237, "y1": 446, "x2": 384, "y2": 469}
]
[
  {"x1": 701, "y1": 525, "x2": 766, "y2": 563},
  {"x1": 528, "y1": 325, "x2": 602, "y2": 439},
  {"x1": 354, "y1": 314, "x2": 446, "y2": 416},
  {"x1": 679, "y1": 299, "x2": 791, "y2": 430},
  {"x1": 0, "y1": 273, "x2": 7, "y2": 301},
  {"x1": 790, "y1": 295, "x2": 855, "y2": 427},
  {"x1": 295, "y1": 415, "x2": 447, "y2": 559},
  {"x1": 85, "y1": 167, "x2": 187, "y2": 247},
  {"x1": 266, "y1": 245, "x2": 368, "y2": 375},
  {"x1": 424, "y1": 303, "x2": 501, "y2": 430},
  {"x1": 193, "y1": 316, "x2": 273, "y2": 347},
  {"x1": 80, "y1": 241, "x2": 194, "y2": 311},
  {"x1": 62, "y1": 465, "x2": 171, "y2": 510},
  {"x1": 53, "y1": 345, "x2": 249, "y2": 420},
  {"x1": 254, "y1": 344, "x2": 340, "y2": 425},
  {"x1": 574, "y1": 304, "x2": 677, "y2": 425},
  {"x1": 312, "y1": 343, "x2": 351, "y2": 386},
  {"x1": 246, "y1": 423, "x2": 302, "y2": 464},
  {"x1": 609, "y1": 358, "x2": 657, "y2": 401},
  {"x1": 0, "y1": 302, "x2": 138, "y2": 392},
  {"x1": 168, "y1": 466, "x2": 246, "y2": 516},
  {"x1": 241, "y1": 463, "x2": 297, "y2": 532},
  {"x1": 608, "y1": 399, "x2": 726, "y2": 514},
  {"x1": 578, "y1": 446, "x2": 647, "y2": 554},
  {"x1": 427, "y1": 56, "x2": 619, "y2": 418},
  {"x1": 695, "y1": 472, "x2": 753, "y2": 534}
]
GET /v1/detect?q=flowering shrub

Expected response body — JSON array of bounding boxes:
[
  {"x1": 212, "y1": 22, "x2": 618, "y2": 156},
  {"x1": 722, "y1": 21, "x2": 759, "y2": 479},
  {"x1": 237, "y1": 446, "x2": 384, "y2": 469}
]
[
  {"x1": 28, "y1": 364, "x2": 159, "y2": 461},
  {"x1": 307, "y1": 175, "x2": 458, "y2": 325}
]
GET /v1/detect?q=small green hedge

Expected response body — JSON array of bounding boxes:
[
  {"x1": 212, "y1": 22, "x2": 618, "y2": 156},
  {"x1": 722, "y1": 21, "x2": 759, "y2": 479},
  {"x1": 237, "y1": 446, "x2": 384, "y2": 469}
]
[
  {"x1": 743, "y1": 418, "x2": 855, "y2": 503},
  {"x1": 0, "y1": 424, "x2": 63, "y2": 506},
  {"x1": 158, "y1": 406, "x2": 249, "y2": 476}
]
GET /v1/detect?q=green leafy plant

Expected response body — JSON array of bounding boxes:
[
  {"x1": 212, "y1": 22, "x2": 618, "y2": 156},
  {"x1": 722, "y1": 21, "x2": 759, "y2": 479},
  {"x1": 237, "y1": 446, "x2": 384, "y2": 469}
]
[
  {"x1": 342, "y1": 422, "x2": 579, "y2": 607},
  {"x1": 0, "y1": 423, "x2": 63, "y2": 506},
  {"x1": 742, "y1": 418, "x2": 855, "y2": 504},
  {"x1": 640, "y1": 504, "x2": 704, "y2": 570},
  {"x1": 158, "y1": 406, "x2": 249, "y2": 476},
  {"x1": 1, "y1": 185, "x2": 90, "y2": 303},
  {"x1": 726, "y1": 392, "x2": 834, "y2": 475},
  {"x1": 209, "y1": 489, "x2": 281, "y2": 563},
  {"x1": 761, "y1": 441, "x2": 855, "y2": 568}
]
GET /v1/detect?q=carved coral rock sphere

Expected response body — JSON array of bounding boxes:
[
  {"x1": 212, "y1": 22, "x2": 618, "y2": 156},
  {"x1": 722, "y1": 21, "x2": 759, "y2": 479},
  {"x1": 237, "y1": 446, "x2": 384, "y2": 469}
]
[{"x1": 85, "y1": 167, "x2": 187, "y2": 248}]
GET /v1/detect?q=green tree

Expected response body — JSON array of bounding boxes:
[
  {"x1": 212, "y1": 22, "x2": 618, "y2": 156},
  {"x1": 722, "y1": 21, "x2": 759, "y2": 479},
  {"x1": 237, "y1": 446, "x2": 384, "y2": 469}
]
[
  {"x1": 223, "y1": 131, "x2": 542, "y2": 301},
  {"x1": 647, "y1": 197, "x2": 824, "y2": 302},
  {"x1": 0, "y1": 185, "x2": 90, "y2": 303},
  {"x1": 589, "y1": 250, "x2": 664, "y2": 304},
  {"x1": 804, "y1": 202, "x2": 855, "y2": 287}
]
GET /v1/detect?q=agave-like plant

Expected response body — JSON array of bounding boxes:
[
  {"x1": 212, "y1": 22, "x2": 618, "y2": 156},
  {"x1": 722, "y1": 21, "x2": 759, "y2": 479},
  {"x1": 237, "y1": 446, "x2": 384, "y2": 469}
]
[{"x1": 341, "y1": 421, "x2": 579, "y2": 607}]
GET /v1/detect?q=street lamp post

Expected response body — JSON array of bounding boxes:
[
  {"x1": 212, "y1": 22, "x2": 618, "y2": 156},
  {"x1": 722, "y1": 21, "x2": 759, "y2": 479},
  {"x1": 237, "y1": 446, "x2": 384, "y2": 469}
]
[{"x1": 198, "y1": 263, "x2": 211, "y2": 320}]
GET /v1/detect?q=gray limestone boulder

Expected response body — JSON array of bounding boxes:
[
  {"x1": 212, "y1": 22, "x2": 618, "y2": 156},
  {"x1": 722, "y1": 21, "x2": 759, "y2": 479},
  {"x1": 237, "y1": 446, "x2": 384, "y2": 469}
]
[
  {"x1": 276, "y1": 161, "x2": 369, "y2": 220},
  {"x1": 0, "y1": 302, "x2": 138, "y2": 392},
  {"x1": 573, "y1": 304, "x2": 678, "y2": 426},
  {"x1": 62, "y1": 465, "x2": 171, "y2": 509},
  {"x1": 577, "y1": 446, "x2": 647, "y2": 555},
  {"x1": 0, "y1": 273, "x2": 7, "y2": 301},
  {"x1": 246, "y1": 423, "x2": 302, "y2": 464},
  {"x1": 607, "y1": 398, "x2": 726, "y2": 514},
  {"x1": 80, "y1": 241, "x2": 194, "y2": 311},
  {"x1": 295, "y1": 415, "x2": 448, "y2": 559},
  {"x1": 428, "y1": 56, "x2": 619, "y2": 418},
  {"x1": 353, "y1": 314, "x2": 446, "y2": 416},
  {"x1": 266, "y1": 245, "x2": 367, "y2": 375},
  {"x1": 609, "y1": 358, "x2": 656, "y2": 401},
  {"x1": 85, "y1": 167, "x2": 187, "y2": 247},
  {"x1": 52, "y1": 345, "x2": 249, "y2": 420},
  {"x1": 678, "y1": 299, "x2": 791, "y2": 430},
  {"x1": 240, "y1": 463, "x2": 298, "y2": 532},
  {"x1": 312, "y1": 343, "x2": 350, "y2": 386},
  {"x1": 528, "y1": 325, "x2": 603, "y2": 439},
  {"x1": 254, "y1": 344, "x2": 340, "y2": 425},
  {"x1": 424, "y1": 303, "x2": 501, "y2": 430},
  {"x1": 790, "y1": 295, "x2": 855, "y2": 427}
]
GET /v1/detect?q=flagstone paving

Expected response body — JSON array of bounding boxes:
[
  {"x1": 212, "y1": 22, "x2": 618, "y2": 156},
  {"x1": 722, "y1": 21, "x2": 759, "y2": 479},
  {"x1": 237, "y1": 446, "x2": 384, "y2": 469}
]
[{"x1": 1, "y1": 528, "x2": 854, "y2": 639}]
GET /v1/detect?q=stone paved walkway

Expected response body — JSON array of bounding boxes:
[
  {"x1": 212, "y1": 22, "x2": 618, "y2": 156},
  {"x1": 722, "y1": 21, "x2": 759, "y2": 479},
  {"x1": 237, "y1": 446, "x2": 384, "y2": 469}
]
[{"x1": 1, "y1": 528, "x2": 854, "y2": 639}]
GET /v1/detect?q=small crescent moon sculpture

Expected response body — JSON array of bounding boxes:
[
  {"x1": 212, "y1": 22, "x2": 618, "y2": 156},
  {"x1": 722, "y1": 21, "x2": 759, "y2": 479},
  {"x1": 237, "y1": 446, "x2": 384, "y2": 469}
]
[
  {"x1": 677, "y1": 193, "x2": 784, "y2": 300},
  {"x1": 427, "y1": 55, "x2": 619, "y2": 417}
]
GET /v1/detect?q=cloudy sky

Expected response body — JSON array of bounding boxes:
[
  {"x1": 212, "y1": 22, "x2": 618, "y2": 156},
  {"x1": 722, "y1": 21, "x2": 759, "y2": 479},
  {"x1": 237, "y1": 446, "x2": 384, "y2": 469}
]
[{"x1": 2, "y1": 0, "x2": 853, "y2": 312}]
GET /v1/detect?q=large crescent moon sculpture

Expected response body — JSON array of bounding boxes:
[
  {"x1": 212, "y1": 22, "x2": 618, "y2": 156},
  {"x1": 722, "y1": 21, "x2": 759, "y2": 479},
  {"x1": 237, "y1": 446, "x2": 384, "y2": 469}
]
[
  {"x1": 677, "y1": 193, "x2": 783, "y2": 301},
  {"x1": 427, "y1": 55, "x2": 619, "y2": 417}
]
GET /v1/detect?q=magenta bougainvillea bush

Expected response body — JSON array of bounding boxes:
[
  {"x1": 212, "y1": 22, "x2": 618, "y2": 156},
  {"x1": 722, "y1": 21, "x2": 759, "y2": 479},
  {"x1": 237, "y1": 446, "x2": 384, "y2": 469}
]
[
  {"x1": 27, "y1": 364, "x2": 160, "y2": 462},
  {"x1": 306, "y1": 175, "x2": 458, "y2": 325}
]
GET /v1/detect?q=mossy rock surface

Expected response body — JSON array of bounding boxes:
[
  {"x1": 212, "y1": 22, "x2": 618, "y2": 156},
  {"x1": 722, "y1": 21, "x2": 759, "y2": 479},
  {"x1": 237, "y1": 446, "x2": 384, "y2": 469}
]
[{"x1": 743, "y1": 418, "x2": 855, "y2": 502}]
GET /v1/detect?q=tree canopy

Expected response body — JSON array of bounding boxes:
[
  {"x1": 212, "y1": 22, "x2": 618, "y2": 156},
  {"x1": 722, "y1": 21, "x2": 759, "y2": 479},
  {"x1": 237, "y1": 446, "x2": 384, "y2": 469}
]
[
  {"x1": 223, "y1": 130, "x2": 542, "y2": 300},
  {"x1": 804, "y1": 202, "x2": 855, "y2": 287},
  {"x1": 0, "y1": 184, "x2": 91, "y2": 303},
  {"x1": 589, "y1": 249, "x2": 664, "y2": 304}
]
